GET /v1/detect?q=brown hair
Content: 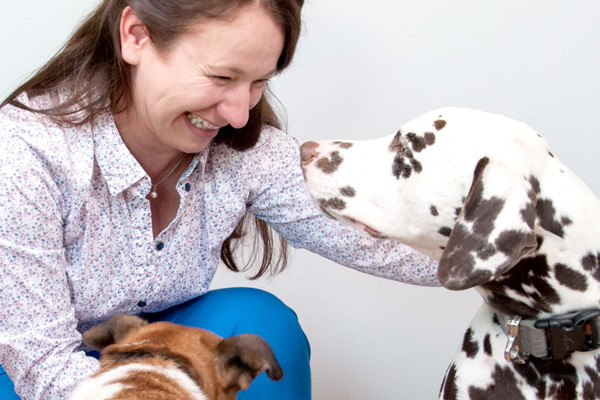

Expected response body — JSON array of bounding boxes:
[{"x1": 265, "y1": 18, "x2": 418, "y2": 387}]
[{"x1": 2, "y1": 0, "x2": 304, "y2": 278}]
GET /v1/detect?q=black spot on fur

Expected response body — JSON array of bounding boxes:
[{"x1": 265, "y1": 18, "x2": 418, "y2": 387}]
[
  {"x1": 316, "y1": 151, "x2": 343, "y2": 174},
  {"x1": 339, "y1": 186, "x2": 356, "y2": 197},
  {"x1": 318, "y1": 197, "x2": 346, "y2": 211},
  {"x1": 430, "y1": 205, "x2": 439, "y2": 216},
  {"x1": 462, "y1": 328, "x2": 479, "y2": 358},
  {"x1": 554, "y1": 263, "x2": 588, "y2": 291}
]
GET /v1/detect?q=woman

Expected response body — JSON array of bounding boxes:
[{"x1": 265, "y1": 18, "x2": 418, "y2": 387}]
[{"x1": 0, "y1": 0, "x2": 439, "y2": 399}]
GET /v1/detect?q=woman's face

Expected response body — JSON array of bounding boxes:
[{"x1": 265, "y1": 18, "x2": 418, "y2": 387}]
[{"x1": 118, "y1": 5, "x2": 285, "y2": 156}]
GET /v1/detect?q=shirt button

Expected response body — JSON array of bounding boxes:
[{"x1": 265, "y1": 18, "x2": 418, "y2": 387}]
[
  {"x1": 184, "y1": 182, "x2": 191, "y2": 192},
  {"x1": 156, "y1": 242, "x2": 165, "y2": 251},
  {"x1": 137, "y1": 301, "x2": 147, "y2": 308}
]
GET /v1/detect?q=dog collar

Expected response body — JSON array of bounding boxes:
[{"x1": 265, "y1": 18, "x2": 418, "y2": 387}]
[{"x1": 496, "y1": 308, "x2": 600, "y2": 364}]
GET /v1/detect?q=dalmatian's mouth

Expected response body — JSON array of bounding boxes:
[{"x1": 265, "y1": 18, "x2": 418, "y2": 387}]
[{"x1": 346, "y1": 217, "x2": 384, "y2": 239}]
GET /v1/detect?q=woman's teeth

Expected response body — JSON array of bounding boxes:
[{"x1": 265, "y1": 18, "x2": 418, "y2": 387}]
[{"x1": 186, "y1": 112, "x2": 219, "y2": 130}]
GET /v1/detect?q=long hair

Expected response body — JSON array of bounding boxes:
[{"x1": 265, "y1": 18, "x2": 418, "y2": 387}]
[{"x1": 2, "y1": 0, "x2": 304, "y2": 278}]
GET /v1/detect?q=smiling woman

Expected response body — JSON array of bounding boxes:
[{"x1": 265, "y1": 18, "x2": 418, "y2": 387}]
[{"x1": 0, "y1": 1, "x2": 442, "y2": 399}]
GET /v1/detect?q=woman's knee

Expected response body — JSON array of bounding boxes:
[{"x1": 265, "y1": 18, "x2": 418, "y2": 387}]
[{"x1": 152, "y1": 288, "x2": 308, "y2": 348}]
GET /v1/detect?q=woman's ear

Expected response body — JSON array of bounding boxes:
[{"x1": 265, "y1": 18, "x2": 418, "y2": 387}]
[{"x1": 119, "y1": 6, "x2": 151, "y2": 65}]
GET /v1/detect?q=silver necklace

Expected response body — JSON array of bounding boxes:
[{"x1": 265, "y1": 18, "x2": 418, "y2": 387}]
[{"x1": 149, "y1": 154, "x2": 186, "y2": 199}]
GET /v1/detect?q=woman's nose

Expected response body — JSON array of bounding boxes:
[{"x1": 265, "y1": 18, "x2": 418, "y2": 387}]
[
  {"x1": 218, "y1": 87, "x2": 252, "y2": 129},
  {"x1": 300, "y1": 141, "x2": 320, "y2": 166}
]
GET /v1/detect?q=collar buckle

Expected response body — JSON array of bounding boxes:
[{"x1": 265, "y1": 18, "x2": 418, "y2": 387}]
[{"x1": 533, "y1": 308, "x2": 600, "y2": 360}]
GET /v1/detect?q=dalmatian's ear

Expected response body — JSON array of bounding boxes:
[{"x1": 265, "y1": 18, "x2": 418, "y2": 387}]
[{"x1": 438, "y1": 157, "x2": 538, "y2": 290}]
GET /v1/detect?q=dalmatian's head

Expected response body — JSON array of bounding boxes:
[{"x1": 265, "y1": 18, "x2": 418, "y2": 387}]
[{"x1": 300, "y1": 108, "x2": 567, "y2": 296}]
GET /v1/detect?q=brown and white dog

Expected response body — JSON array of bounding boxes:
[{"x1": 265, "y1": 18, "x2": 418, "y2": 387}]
[
  {"x1": 300, "y1": 108, "x2": 600, "y2": 399},
  {"x1": 69, "y1": 314, "x2": 283, "y2": 400}
]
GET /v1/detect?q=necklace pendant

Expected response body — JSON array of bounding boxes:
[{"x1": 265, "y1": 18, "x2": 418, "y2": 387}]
[{"x1": 149, "y1": 188, "x2": 158, "y2": 199}]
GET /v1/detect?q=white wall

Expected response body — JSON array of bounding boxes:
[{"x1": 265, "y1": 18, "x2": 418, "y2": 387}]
[{"x1": 2, "y1": 1, "x2": 599, "y2": 399}]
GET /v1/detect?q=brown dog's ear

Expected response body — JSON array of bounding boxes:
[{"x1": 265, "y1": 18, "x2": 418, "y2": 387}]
[
  {"x1": 438, "y1": 157, "x2": 538, "y2": 290},
  {"x1": 215, "y1": 333, "x2": 284, "y2": 392},
  {"x1": 82, "y1": 314, "x2": 149, "y2": 351}
]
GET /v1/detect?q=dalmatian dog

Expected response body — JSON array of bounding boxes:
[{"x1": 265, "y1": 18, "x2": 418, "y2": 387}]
[{"x1": 300, "y1": 107, "x2": 600, "y2": 399}]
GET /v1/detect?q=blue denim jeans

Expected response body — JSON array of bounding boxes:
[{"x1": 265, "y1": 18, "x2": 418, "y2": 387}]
[{"x1": 0, "y1": 287, "x2": 311, "y2": 399}]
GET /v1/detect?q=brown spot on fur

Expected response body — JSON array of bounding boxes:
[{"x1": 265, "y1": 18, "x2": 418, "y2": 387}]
[
  {"x1": 468, "y1": 365, "x2": 527, "y2": 400},
  {"x1": 537, "y1": 198, "x2": 566, "y2": 238},
  {"x1": 430, "y1": 205, "x2": 439, "y2": 216},
  {"x1": 339, "y1": 186, "x2": 356, "y2": 197},
  {"x1": 334, "y1": 141, "x2": 353, "y2": 149},
  {"x1": 439, "y1": 227, "x2": 452, "y2": 237},
  {"x1": 483, "y1": 334, "x2": 492, "y2": 356},
  {"x1": 580, "y1": 252, "x2": 600, "y2": 281},
  {"x1": 495, "y1": 230, "x2": 534, "y2": 256},
  {"x1": 406, "y1": 132, "x2": 436, "y2": 153},
  {"x1": 319, "y1": 198, "x2": 346, "y2": 211},
  {"x1": 482, "y1": 255, "x2": 560, "y2": 317},
  {"x1": 439, "y1": 157, "x2": 537, "y2": 291},
  {"x1": 461, "y1": 328, "x2": 479, "y2": 358},
  {"x1": 440, "y1": 363, "x2": 458, "y2": 400},
  {"x1": 434, "y1": 119, "x2": 447, "y2": 130},
  {"x1": 392, "y1": 156, "x2": 413, "y2": 179},
  {"x1": 410, "y1": 157, "x2": 423, "y2": 173},
  {"x1": 316, "y1": 151, "x2": 343, "y2": 174},
  {"x1": 529, "y1": 176, "x2": 541, "y2": 194},
  {"x1": 554, "y1": 263, "x2": 588, "y2": 291}
]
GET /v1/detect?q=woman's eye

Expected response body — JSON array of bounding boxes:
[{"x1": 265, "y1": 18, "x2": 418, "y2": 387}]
[
  {"x1": 253, "y1": 79, "x2": 269, "y2": 87},
  {"x1": 211, "y1": 76, "x2": 232, "y2": 82}
]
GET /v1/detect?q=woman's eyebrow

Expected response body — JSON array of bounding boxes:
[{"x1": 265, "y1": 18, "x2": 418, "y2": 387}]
[{"x1": 207, "y1": 64, "x2": 278, "y2": 78}]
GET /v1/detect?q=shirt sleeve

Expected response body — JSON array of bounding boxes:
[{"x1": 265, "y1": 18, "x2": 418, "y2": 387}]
[
  {"x1": 245, "y1": 128, "x2": 440, "y2": 287},
  {"x1": 0, "y1": 116, "x2": 99, "y2": 399}
]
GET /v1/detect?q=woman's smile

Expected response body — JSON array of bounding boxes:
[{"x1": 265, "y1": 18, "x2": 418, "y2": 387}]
[{"x1": 184, "y1": 112, "x2": 220, "y2": 140}]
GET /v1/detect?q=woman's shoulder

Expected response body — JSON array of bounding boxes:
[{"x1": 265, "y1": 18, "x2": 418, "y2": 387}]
[
  {"x1": 1, "y1": 92, "x2": 95, "y2": 144},
  {"x1": 213, "y1": 125, "x2": 298, "y2": 158},
  {"x1": 207, "y1": 126, "x2": 301, "y2": 186},
  {"x1": 0, "y1": 92, "x2": 96, "y2": 185}
]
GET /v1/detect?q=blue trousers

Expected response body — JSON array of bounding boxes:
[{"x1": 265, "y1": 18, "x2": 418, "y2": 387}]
[{"x1": 0, "y1": 287, "x2": 311, "y2": 399}]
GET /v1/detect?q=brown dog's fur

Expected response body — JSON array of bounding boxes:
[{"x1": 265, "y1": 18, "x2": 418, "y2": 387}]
[{"x1": 70, "y1": 314, "x2": 283, "y2": 400}]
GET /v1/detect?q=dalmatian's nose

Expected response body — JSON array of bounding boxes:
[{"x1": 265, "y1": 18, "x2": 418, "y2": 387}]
[{"x1": 300, "y1": 141, "x2": 320, "y2": 166}]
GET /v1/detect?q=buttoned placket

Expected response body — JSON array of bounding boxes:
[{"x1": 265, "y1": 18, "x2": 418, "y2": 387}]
[{"x1": 138, "y1": 151, "x2": 206, "y2": 311}]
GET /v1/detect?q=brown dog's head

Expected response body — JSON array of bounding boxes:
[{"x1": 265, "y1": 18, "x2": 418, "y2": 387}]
[{"x1": 82, "y1": 314, "x2": 283, "y2": 399}]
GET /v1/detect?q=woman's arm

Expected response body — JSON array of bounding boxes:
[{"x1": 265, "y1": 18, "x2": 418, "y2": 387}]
[
  {"x1": 0, "y1": 115, "x2": 99, "y2": 400},
  {"x1": 245, "y1": 128, "x2": 440, "y2": 286}
]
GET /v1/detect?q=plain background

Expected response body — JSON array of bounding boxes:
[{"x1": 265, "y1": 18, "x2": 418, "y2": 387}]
[{"x1": 2, "y1": 1, "x2": 599, "y2": 399}]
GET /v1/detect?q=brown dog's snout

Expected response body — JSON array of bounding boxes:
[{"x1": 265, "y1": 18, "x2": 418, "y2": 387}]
[{"x1": 300, "y1": 141, "x2": 320, "y2": 166}]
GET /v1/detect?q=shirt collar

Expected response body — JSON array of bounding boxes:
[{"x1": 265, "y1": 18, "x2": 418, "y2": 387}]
[
  {"x1": 92, "y1": 111, "x2": 147, "y2": 197},
  {"x1": 92, "y1": 111, "x2": 210, "y2": 197}
]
